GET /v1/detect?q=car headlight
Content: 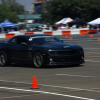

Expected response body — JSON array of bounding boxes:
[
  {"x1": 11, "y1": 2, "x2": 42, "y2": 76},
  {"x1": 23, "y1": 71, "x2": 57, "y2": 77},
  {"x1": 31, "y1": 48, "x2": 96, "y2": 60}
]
[
  {"x1": 77, "y1": 49, "x2": 83, "y2": 53},
  {"x1": 49, "y1": 50, "x2": 59, "y2": 55},
  {"x1": 77, "y1": 49, "x2": 81, "y2": 53}
]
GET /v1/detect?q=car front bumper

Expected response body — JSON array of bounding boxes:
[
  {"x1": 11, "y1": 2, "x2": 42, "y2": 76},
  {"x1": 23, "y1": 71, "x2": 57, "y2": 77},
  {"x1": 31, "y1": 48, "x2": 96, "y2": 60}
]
[
  {"x1": 45, "y1": 59, "x2": 85, "y2": 66},
  {"x1": 44, "y1": 53, "x2": 85, "y2": 66}
]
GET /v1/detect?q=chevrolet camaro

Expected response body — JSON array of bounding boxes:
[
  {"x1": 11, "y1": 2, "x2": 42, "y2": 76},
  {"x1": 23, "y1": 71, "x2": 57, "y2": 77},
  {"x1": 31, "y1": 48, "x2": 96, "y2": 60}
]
[{"x1": 0, "y1": 34, "x2": 85, "y2": 68}]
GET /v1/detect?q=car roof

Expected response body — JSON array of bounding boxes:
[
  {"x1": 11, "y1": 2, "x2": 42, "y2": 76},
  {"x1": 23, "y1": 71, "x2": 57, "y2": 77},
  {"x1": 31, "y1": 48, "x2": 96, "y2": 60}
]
[
  {"x1": 7, "y1": 34, "x2": 53, "y2": 43},
  {"x1": 16, "y1": 34, "x2": 52, "y2": 38}
]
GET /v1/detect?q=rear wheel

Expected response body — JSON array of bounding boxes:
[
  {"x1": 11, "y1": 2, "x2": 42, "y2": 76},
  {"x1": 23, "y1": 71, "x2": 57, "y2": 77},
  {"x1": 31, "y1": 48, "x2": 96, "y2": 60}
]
[
  {"x1": 0, "y1": 51, "x2": 8, "y2": 66},
  {"x1": 33, "y1": 52, "x2": 44, "y2": 68}
]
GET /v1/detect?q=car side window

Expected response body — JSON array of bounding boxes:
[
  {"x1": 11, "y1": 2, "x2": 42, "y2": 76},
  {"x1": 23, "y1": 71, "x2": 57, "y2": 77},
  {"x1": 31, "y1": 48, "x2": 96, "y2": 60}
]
[
  {"x1": 11, "y1": 38, "x2": 16, "y2": 44},
  {"x1": 17, "y1": 37, "x2": 28, "y2": 45}
]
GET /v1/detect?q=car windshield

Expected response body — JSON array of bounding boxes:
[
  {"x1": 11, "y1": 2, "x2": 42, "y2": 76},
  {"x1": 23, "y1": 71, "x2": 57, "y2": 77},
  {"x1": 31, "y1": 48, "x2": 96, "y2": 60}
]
[{"x1": 28, "y1": 36, "x2": 61, "y2": 45}]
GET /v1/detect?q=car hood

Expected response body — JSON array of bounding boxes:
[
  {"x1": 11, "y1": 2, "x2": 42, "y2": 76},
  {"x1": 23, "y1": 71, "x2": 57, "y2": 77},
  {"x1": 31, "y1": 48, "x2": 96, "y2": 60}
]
[{"x1": 39, "y1": 42, "x2": 82, "y2": 50}]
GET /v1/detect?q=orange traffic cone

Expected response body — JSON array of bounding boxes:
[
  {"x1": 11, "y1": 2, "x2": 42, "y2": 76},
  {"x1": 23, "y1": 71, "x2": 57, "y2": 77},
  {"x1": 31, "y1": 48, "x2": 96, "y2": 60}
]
[
  {"x1": 69, "y1": 37, "x2": 72, "y2": 40},
  {"x1": 98, "y1": 37, "x2": 100, "y2": 41},
  {"x1": 90, "y1": 35, "x2": 93, "y2": 37},
  {"x1": 31, "y1": 76, "x2": 39, "y2": 89},
  {"x1": 65, "y1": 36, "x2": 68, "y2": 38}
]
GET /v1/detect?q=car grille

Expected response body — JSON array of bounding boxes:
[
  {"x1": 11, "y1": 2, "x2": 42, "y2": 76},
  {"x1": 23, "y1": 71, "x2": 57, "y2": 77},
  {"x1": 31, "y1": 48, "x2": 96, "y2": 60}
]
[{"x1": 49, "y1": 49, "x2": 83, "y2": 55}]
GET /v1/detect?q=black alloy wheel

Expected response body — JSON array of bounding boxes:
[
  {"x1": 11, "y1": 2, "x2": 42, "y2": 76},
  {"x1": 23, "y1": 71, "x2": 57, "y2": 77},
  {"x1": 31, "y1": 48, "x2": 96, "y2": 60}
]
[
  {"x1": 0, "y1": 51, "x2": 8, "y2": 66},
  {"x1": 33, "y1": 52, "x2": 44, "y2": 68}
]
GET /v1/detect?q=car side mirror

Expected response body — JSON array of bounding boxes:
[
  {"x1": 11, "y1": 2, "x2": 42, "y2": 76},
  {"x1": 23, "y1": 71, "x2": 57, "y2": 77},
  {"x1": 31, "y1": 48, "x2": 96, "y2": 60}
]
[
  {"x1": 20, "y1": 42, "x2": 28, "y2": 46},
  {"x1": 60, "y1": 39, "x2": 63, "y2": 43}
]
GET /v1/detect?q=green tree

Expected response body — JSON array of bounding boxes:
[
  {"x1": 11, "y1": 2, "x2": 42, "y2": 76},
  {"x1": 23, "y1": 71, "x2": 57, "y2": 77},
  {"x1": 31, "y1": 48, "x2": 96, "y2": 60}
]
[
  {"x1": 73, "y1": 0, "x2": 100, "y2": 21},
  {"x1": 1, "y1": 0, "x2": 24, "y2": 14},
  {"x1": 42, "y1": 0, "x2": 79, "y2": 24},
  {"x1": 0, "y1": 4, "x2": 19, "y2": 23},
  {"x1": 42, "y1": 0, "x2": 100, "y2": 25}
]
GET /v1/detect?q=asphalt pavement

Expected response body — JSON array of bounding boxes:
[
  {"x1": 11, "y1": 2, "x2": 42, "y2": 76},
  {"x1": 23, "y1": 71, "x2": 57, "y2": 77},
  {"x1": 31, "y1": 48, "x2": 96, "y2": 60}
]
[{"x1": 0, "y1": 34, "x2": 100, "y2": 100}]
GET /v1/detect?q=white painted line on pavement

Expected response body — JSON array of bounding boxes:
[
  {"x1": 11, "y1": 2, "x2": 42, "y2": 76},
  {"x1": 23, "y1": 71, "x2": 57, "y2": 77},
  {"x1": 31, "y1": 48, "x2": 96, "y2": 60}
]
[
  {"x1": 0, "y1": 95, "x2": 33, "y2": 99},
  {"x1": 85, "y1": 52, "x2": 100, "y2": 54},
  {"x1": 39, "y1": 84, "x2": 100, "y2": 93},
  {"x1": 85, "y1": 60, "x2": 100, "y2": 62},
  {"x1": 85, "y1": 56, "x2": 100, "y2": 57},
  {"x1": 0, "y1": 87, "x2": 95, "y2": 100},
  {"x1": 56, "y1": 74, "x2": 99, "y2": 78},
  {"x1": 84, "y1": 48, "x2": 100, "y2": 50},
  {"x1": 0, "y1": 80, "x2": 100, "y2": 93},
  {"x1": 0, "y1": 80, "x2": 31, "y2": 84}
]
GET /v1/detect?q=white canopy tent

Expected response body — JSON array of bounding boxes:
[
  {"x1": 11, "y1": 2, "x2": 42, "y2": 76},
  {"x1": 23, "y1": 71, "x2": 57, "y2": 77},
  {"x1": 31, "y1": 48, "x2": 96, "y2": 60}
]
[
  {"x1": 88, "y1": 18, "x2": 100, "y2": 25},
  {"x1": 55, "y1": 17, "x2": 73, "y2": 25}
]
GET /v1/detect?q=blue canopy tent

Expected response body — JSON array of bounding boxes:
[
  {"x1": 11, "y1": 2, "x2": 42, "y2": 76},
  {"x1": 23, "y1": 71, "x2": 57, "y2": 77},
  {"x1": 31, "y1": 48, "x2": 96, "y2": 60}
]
[
  {"x1": 1, "y1": 19, "x2": 18, "y2": 27},
  {"x1": 0, "y1": 19, "x2": 19, "y2": 33}
]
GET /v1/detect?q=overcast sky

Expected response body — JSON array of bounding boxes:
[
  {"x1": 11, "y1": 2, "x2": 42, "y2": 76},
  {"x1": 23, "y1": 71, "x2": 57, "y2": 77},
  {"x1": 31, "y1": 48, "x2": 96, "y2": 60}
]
[
  {"x1": 16, "y1": 0, "x2": 34, "y2": 10},
  {"x1": 0, "y1": 0, "x2": 35, "y2": 10}
]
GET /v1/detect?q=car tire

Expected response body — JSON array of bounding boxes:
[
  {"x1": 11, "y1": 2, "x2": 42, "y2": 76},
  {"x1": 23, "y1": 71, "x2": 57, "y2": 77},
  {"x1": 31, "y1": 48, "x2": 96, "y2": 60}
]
[
  {"x1": 0, "y1": 51, "x2": 9, "y2": 66},
  {"x1": 33, "y1": 52, "x2": 44, "y2": 68}
]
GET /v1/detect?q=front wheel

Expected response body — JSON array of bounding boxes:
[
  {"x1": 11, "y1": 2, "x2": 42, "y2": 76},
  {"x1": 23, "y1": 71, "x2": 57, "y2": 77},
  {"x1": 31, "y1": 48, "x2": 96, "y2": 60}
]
[{"x1": 33, "y1": 52, "x2": 44, "y2": 68}]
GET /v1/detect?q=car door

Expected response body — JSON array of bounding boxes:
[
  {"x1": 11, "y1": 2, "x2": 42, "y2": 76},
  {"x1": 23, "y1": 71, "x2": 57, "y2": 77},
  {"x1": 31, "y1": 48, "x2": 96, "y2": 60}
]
[
  {"x1": 16, "y1": 37, "x2": 29, "y2": 63},
  {"x1": 11, "y1": 37, "x2": 29, "y2": 63},
  {"x1": 10, "y1": 37, "x2": 19, "y2": 62}
]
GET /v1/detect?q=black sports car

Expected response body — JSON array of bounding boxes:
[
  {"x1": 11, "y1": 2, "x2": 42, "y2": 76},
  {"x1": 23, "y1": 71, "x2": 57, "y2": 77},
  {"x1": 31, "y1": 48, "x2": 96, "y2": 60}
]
[{"x1": 0, "y1": 34, "x2": 84, "y2": 68}]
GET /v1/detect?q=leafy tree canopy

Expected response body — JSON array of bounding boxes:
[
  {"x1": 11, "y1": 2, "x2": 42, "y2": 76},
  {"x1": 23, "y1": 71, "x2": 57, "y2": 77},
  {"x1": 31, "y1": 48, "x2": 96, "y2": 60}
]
[
  {"x1": 1, "y1": 0, "x2": 24, "y2": 14},
  {"x1": 42, "y1": 0, "x2": 100, "y2": 25},
  {"x1": 0, "y1": 4, "x2": 19, "y2": 23}
]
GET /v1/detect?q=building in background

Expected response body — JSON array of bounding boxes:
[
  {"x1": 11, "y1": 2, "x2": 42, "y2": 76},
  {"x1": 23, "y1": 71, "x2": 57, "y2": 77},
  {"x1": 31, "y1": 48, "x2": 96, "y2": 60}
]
[
  {"x1": 32, "y1": 0, "x2": 45, "y2": 14},
  {"x1": 30, "y1": 0, "x2": 46, "y2": 23},
  {"x1": 18, "y1": 0, "x2": 48, "y2": 25}
]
